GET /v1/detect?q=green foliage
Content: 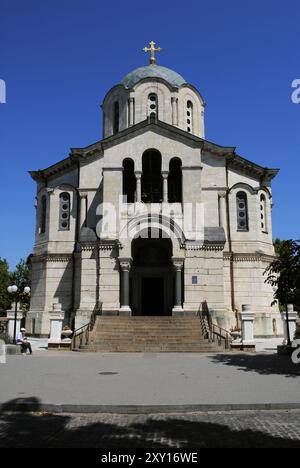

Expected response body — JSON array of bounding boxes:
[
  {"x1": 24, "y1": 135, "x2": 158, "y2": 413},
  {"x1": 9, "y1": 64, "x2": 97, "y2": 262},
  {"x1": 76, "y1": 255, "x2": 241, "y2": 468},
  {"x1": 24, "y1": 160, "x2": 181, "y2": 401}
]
[
  {"x1": 11, "y1": 258, "x2": 31, "y2": 312},
  {"x1": 264, "y1": 239, "x2": 300, "y2": 310},
  {"x1": 0, "y1": 256, "x2": 31, "y2": 315},
  {"x1": 0, "y1": 258, "x2": 11, "y2": 314}
]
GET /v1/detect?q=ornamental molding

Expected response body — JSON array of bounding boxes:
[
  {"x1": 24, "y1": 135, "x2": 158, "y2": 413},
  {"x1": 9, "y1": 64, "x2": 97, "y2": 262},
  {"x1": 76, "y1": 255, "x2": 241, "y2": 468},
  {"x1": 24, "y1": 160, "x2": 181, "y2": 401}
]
[
  {"x1": 223, "y1": 252, "x2": 276, "y2": 263},
  {"x1": 99, "y1": 240, "x2": 121, "y2": 251},
  {"x1": 45, "y1": 254, "x2": 72, "y2": 263},
  {"x1": 183, "y1": 242, "x2": 225, "y2": 251},
  {"x1": 81, "y1": 242, "x2": 97, "y2": 252}
]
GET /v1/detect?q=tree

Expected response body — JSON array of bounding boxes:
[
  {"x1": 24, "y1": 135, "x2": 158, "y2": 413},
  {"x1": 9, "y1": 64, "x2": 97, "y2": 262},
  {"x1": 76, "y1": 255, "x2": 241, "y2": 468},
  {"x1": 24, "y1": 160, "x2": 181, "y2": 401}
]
[
  {"x1": 264, "y1": 239, "x2": 300, "y2": 311},
  {"x1": 0, "y1": 258, "x2": 11, "y2": 315},
  {"x1": 11, "y1": 258, "x2": 31, "y2": 312}
]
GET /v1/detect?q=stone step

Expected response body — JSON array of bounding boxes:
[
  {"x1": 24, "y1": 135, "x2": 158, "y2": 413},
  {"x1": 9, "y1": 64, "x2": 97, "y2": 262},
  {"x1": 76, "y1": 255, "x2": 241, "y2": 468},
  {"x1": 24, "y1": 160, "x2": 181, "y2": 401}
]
[
  {"x1": 82, "y1": 347, "x2": 220, "y2": 353},
  {"x1": 76, "y1": 316, "x2": 223, "y2": 353}
]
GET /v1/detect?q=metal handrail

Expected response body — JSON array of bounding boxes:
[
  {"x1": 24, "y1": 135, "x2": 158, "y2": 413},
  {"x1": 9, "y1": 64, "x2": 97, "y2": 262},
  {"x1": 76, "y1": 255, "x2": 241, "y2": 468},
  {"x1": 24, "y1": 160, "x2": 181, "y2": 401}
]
[
  {"x1": 211, "y1": 323, "x2": 231, "y2": 349},
  {"x1": 198, "y1": 301, "x2": 232, "y2": 350},
  {"x1": 71, "y1": 307, "x2": 99, "y2": 350},
  {"x1": 71, "y1": 323, "x2": 90, "y2": 350}
]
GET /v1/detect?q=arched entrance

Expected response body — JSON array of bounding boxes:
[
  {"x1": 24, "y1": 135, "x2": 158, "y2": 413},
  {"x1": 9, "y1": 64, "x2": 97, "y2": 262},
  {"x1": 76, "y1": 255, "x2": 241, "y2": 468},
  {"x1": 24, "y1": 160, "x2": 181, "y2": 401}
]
[{"x1": 130, "y1": 235, "x2": 174, "y2": 316}]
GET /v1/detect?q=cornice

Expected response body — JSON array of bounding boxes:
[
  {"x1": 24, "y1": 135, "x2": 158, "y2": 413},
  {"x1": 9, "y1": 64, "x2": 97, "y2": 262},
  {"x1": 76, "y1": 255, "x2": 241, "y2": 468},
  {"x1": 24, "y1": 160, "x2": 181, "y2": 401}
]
[
  {"x1": 223, "y1": 252, "x2": 276, "y2": 262},
  {"x1": 183, "y1": 242, "x2": 225, "y2": 251}
]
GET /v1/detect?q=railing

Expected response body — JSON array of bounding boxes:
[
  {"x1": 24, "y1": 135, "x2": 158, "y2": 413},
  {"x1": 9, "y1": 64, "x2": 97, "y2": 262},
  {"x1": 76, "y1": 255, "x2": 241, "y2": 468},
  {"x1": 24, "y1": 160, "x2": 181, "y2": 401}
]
[
  {"x1": 71, "y1": 308, "x2": 98, "y2": 351},
  {"x1": 198, "y1": 301, "x2": 232, "y2": 350},
  {"x1": 211, "y1": 323, "x2": 231, "y2": 350}
]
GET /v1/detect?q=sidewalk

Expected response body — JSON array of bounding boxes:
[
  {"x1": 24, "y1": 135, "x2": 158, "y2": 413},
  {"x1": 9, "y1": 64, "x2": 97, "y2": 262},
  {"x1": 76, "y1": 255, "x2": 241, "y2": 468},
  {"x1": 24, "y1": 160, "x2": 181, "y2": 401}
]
[{"x1": 1, "y1": 346, "x2": 299, "y2": 412}]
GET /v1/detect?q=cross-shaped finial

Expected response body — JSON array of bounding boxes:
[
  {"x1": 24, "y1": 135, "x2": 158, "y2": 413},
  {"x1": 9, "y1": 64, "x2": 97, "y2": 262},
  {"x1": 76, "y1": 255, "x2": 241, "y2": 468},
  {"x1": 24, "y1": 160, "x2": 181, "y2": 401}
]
[{"x1": 143, "y1": 41, "x2": 162, "y2": 65}]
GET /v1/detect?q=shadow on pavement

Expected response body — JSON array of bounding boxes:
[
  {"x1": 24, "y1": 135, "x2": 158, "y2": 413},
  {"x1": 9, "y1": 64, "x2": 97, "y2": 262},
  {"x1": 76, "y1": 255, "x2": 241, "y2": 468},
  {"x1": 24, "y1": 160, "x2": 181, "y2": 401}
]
[
  {"x1": 209, "y1": 353, "x2": 300, "y2": 378},
  {"x1": 0, "y1": 397, "x2": 299, "y2": 448}
]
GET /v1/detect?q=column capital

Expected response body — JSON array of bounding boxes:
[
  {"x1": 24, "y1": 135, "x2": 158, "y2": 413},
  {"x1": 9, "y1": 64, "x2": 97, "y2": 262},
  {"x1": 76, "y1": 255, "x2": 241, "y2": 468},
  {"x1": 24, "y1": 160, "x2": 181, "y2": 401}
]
[
  {"x1": 172, "y1": 257, "x2": 184, "y2": 271},
  {"x1": 46, "y1": 187, "x2": 55, "y2": 196},
  {"x1": 134, "y1": 170, "x2": 142, "y2": 178},
  {"x1": 218, "y1": 191, "x2": 227, "y2": 199},
  {"x1": 171, "y1": 96, "x2": 178, "y2": 103},
  {"x1": 162, "y1": 170, "x2": 169, "y2": 178},
  {"x1": 119, "y1": 257, "x2": 132, "y2": 272},
  {"x1": 79, "y1": 191, "x2": 88, "y2": 198}
]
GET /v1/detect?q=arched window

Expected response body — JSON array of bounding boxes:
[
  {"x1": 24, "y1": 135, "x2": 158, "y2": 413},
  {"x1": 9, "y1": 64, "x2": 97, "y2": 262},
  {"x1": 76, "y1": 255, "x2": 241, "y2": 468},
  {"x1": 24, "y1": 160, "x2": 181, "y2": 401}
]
[
  {"x1": 113, "y1": 101, "x2": 119, "y2": 134},
  {"x1": 141, "y1": 150, "x2": 163, "y2": 203},
  {"x1": 122, "y1": 159, "x2": 136, "y2": 203},
  {"x1": 186, "y1": 100, "x2": 193, "y2": 133},
  {"x1": 260, "y1": 194, "x2": 267, "y2": 233},
  {"x1": 148, "y1": 93, "x2": 158, "y2": 119},
  {"x1": 40, "y1": 195, "x2": 47, "y2": 234},
  {"x1": 59, "y1": 192, "x2": 70, "y2": 230},
  {"x1": 236, "y1": 191, "x2": 248, "y2": 231},
  {"x1": 168, "y1": 158, "x2": 182, "y2": 203}
]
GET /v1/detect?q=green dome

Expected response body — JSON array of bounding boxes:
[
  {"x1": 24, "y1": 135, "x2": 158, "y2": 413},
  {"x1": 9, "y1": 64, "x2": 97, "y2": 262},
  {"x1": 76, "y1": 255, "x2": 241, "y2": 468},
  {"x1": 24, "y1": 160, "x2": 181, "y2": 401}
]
[{"x1": 122, "y1": 65, "x2": 186, "y2": 89}]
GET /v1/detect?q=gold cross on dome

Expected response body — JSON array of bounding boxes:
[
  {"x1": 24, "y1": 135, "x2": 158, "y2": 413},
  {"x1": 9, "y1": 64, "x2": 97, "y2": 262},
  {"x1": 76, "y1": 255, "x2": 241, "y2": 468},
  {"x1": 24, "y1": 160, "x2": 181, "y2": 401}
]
[{"x1": 143, "y1": 41, "x2": 162, "y2": 65}]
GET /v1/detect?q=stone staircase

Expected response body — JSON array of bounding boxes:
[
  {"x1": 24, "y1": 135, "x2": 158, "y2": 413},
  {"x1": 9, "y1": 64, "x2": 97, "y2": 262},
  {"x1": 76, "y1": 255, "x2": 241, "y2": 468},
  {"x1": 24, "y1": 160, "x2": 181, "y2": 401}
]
[{"x1": 77, "y1": 316, "x2": 223, "y2": 352}]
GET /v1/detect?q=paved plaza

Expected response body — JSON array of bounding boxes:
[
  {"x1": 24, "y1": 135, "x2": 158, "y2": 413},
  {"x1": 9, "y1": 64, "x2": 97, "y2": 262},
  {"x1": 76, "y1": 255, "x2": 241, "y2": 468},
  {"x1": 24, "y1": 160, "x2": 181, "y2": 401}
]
[
  {"x1": 1, "y1": 340, "x2": 300, "y2": 447},
  {"x1": 1, "y1": 343, "x2": 299, "y2": 411},
  {"x1": 1, "y1": 410, "x2": 300, "y2": 448}
]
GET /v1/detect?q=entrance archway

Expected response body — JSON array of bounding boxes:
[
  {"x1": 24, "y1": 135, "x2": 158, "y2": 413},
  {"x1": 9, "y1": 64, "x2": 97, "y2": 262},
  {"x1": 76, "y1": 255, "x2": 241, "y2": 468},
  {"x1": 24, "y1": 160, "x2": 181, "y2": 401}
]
[{"x1": 131, "y1": 236, "x2": 174, "y2": 316}]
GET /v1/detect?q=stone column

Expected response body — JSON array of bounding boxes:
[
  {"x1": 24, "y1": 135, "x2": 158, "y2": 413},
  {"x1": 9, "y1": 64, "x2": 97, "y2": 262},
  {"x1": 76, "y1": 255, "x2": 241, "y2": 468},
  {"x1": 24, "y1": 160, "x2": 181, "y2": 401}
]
[
  {"x1": 135, "y1": 171, "x2": 142, "y2": 203},
  {"x1": 129, "y1": 97, "x2": 134, "y2": 126},
  {"x1": 7, "y1": 304, "x2": 23, "y2": 340},
  {"x1": 162, "y1": 171, "x2": 169, "y2": 203},
  {"x1": 48, "y1": 303, "x2": 64, "y2": 348},
  {"x1": 172, "y1": 257, "x2": 184, "y2": 316},
  {"x1": 239, "y1": 304, "x2": 255, "y2": 345},
  {"x1": 218, "y1": 192, "x2": 227, "y2": 232},
  {"x1": 119, "y1": 257, "x2": 132, "y2": 316},
  {"x1": 171, "y1": 97, "x2": 178, "y2": 126},
  {"x1": 79, "y1": 192, "x2": 88, "y2": 229},
  {"x1": 281, "y1": 304, "x2": 298, "y2": 345}
]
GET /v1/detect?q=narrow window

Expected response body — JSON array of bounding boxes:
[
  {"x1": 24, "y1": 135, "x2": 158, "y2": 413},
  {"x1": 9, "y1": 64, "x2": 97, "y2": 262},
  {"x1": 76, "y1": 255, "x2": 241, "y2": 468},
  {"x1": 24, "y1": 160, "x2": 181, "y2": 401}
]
[
  {"x1": 148, "y1": 93, "x2": 158, "y2": 119},
  {"x1": 122, "y1": 159, "x2": 136, "y2": 203},
  {"x1": 187, "y1": 100, "x2": 193, "y2": 133},
  {"x1": 168, "y1": 158, "x2": 182, "y2": 202},
  {"x1": 141, "y1": 150, "x2": 163, "y2": 203},
  {"x1": 113, "y1": 101, "x2": 119, "y2": 134},
  {"x1": 260, "y1": 194, "x2": 267, "y2": 233},
  {"x1": 59, "y1": 192, "x2": 70, "y2": 230},
  {"x1": 40, "y1": 195, "x2": 47, "y2": 234},
  {"x1": 236, "y1": 191, "x2": 248, "y2": 231}
]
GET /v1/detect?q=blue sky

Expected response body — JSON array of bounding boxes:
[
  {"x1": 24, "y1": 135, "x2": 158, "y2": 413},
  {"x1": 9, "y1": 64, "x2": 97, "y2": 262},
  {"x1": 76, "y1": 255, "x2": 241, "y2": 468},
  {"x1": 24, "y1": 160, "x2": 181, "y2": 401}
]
[{"x1": 0, "y1": 0, "x2": 299, "y2": 269}]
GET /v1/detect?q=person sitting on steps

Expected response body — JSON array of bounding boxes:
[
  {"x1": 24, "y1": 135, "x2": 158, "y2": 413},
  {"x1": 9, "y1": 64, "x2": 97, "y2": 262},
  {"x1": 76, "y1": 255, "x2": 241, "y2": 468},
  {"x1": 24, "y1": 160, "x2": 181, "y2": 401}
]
[{"x1": 16, "y1": 328, "x2": 33, "y2": 355}]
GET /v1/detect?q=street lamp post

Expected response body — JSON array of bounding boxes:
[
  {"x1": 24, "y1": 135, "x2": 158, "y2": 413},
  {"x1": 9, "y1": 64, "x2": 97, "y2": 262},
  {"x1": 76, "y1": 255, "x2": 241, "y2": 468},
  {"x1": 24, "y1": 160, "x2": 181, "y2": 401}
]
[
  {"x1": 285, "y1": 304, "x2": 292, "y2": 347},
  {"x1": 7, "y1": 285, "x2": 30, "y2": 344}
]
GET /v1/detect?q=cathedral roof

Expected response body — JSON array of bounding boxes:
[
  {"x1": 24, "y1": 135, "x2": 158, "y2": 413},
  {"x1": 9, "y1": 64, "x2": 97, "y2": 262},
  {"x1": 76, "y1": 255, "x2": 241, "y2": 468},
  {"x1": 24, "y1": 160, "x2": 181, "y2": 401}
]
[
  {"x1": 29, "y1": 118, "x2": 279, "y2": 182},
  {"x1": 122, "y1": 64, "x2": 186, "y2": 88}
]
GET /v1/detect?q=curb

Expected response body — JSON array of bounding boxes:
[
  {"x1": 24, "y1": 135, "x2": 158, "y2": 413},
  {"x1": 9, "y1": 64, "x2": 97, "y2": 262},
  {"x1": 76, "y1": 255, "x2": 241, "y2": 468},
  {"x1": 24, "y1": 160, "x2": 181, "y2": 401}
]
[{"x1": 1, "y1": 402, "x2": 300, "y2": 414}]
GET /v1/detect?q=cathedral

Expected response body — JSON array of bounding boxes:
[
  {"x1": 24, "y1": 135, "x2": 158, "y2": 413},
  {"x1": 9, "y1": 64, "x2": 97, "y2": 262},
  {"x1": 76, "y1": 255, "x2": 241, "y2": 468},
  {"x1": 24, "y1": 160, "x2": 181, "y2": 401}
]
[{"x1": 28, "y1": 42, "x2": 281, "y2": 339}]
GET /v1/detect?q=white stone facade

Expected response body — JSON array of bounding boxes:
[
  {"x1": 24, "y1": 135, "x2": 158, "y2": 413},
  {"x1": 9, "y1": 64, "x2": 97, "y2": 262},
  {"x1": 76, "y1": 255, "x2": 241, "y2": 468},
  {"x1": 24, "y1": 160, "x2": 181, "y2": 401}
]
[{"x1": 27, "y1": 62, "x2": 281, "y2": 337}]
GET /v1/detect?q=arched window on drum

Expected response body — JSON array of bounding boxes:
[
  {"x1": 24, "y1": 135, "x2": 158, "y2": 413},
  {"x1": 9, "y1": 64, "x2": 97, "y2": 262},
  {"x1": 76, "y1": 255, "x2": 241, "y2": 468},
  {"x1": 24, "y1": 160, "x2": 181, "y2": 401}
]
[
  {"x1": 148, "y1": 93, "x2": 158, "y2": 119},
  {"x1": 186, "y1": 100, "x2": 193, "y2": 133},
  {"x1": 236, "y1": 191, "x2": 249, "y2": 231},
  {"x1": 59, "y1": 192, "x2": 71, "y2": 231},
  {"x1": 260, "y1": 194, "x2": 268, "y2": 233}
]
